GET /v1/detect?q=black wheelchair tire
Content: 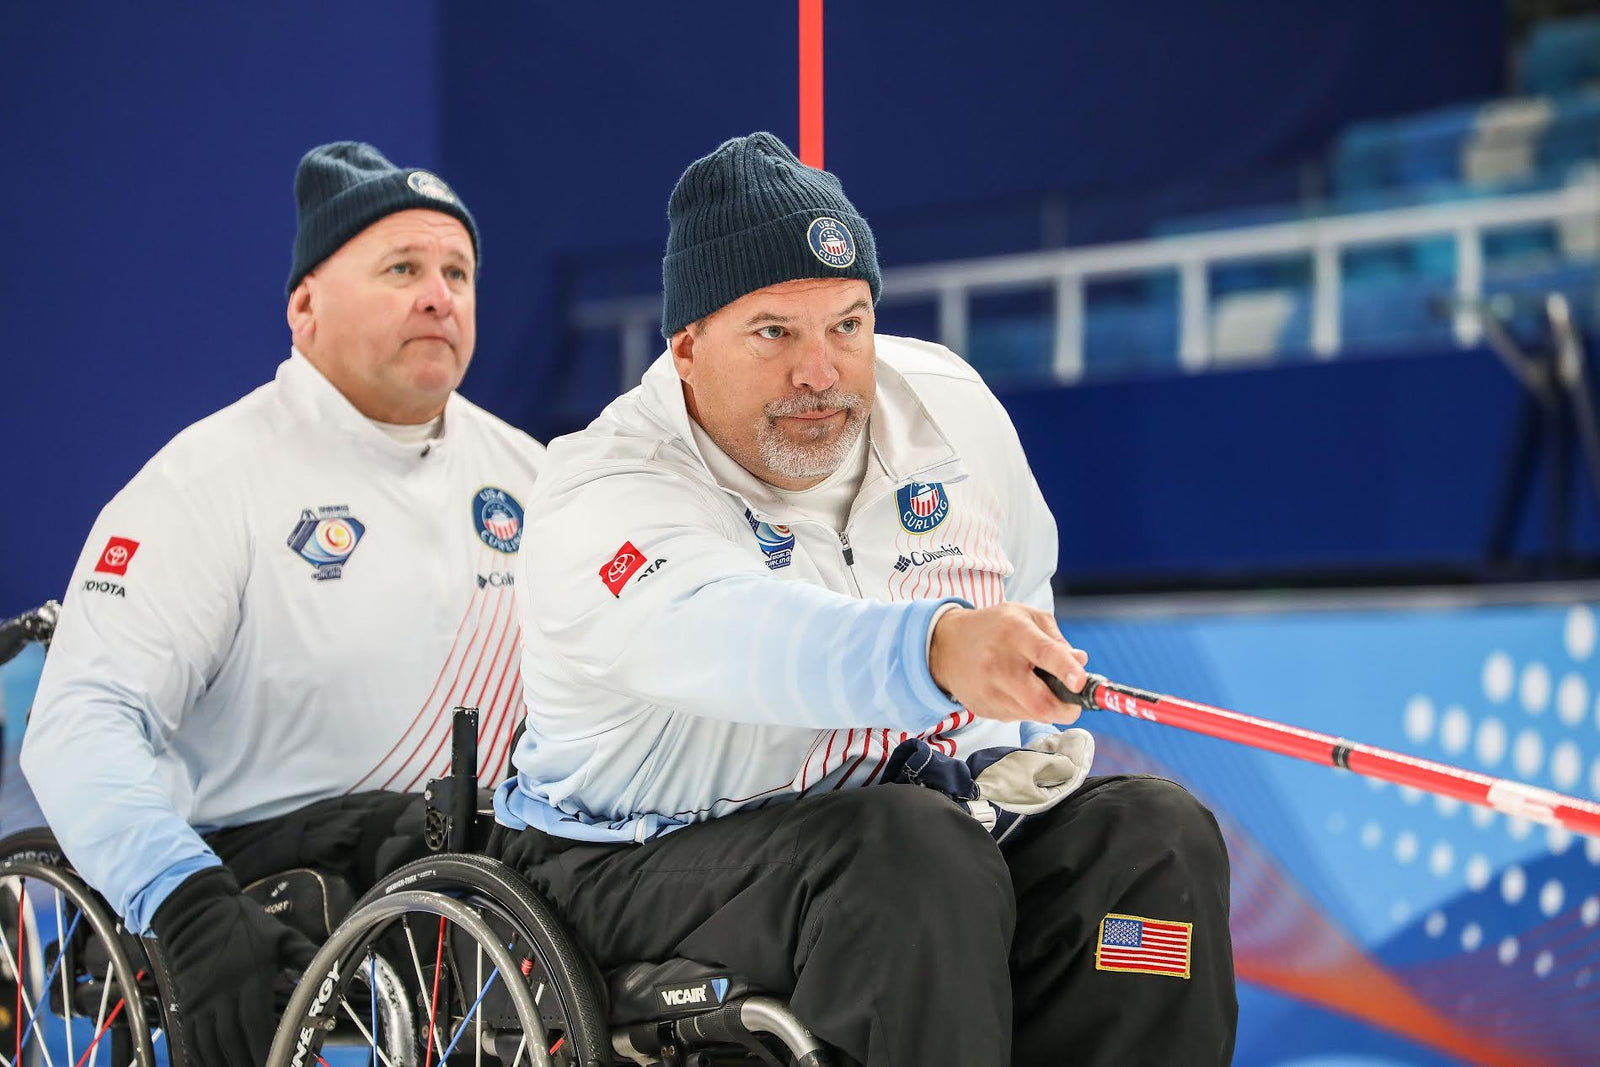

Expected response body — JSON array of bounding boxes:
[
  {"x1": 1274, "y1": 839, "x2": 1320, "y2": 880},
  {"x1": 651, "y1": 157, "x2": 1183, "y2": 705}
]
[
  {"x1": 354, "y1": 853, "x2": 612, "y2": 1066},
  {"x1": 0, "y1": 827, "x2": 162, "y2": 1067}
]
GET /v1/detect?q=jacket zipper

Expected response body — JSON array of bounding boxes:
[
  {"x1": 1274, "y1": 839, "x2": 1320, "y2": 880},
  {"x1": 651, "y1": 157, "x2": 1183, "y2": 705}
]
[{"x1": 838, "y1": 531, "x2": 863, "y2": 596}]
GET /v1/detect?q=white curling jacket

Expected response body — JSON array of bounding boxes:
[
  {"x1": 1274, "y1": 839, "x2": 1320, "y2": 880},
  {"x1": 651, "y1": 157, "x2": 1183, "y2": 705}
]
[
  {"x1": 495, "y1": 335, "x2": 1068, "y2": 842},
  {"x1": 22, "y1": 352, "x2": 544, "y2": 931}
]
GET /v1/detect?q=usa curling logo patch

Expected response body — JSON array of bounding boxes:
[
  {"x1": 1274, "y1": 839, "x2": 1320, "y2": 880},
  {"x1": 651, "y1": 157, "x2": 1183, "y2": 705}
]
[
  {"x1": 807, "y1": 216, "x2": 857, "y2": 269},
  {"x1": 896, "y1": 482, "x2": 950, "y2": 535},
  {"x1": 745, "y1": 509, "x2": 795, "y2": 570},
  {"x1": 473, "y1": 487, "x2": 524, "y2": 553},
  {"x1": 407, "y1": 170, "x2": 458, "y2": 203},
  {"x1": 288, "y1": 506, "x2": 366, "y2": 581}
]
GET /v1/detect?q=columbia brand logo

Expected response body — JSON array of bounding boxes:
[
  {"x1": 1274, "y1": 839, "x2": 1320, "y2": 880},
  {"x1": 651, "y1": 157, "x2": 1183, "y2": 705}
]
[{"x1": 894, "y1": 545, "x2": 965, "y2": 571}]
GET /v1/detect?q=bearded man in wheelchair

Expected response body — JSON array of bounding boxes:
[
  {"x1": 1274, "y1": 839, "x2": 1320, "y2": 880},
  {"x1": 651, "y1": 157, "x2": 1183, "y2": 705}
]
[{"x1": 449, "y1": 134, "x2": 1238, "y2": 1067}]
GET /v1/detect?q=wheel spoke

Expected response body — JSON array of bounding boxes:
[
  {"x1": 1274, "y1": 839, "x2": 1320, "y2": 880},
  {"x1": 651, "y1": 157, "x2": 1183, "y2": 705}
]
[
  {"x1": 336, "y1": 999, "x2": 399, "y2": 1067},
  {"x1": 404, "y1": 917, "x2": 446, "y2": 1060},
  {"x1": 474, "y1": 944, "x2": 483, "y2": 1067},
  {"x1": 89, "y1": 957, "x2": 113, "y2": 1067},
  {"x1": 122, "y1": 1029, "x2": 160, "y2": 1067},
  {"x1": 14, "y1": 881, "x2": 23, "y2": 1067},
  {"x1": 19, "y1": 906, "x2": 84, "y2": 1060},
  {"x1": 53, "y1": 894, "x2": 73, "y2": 1067},
  {"x1": 369, "y1": 954, "x2": 378, "y2": 1067},
  {"x1": 422, "y1": 916, "x2": 446, "y2": 1067},
  {"x1": 2, "y1": 883, "x2": 57, "y2": 1067},
  {"x1": 70, "y1": 969, "x2": 142, "y2": 1067},
  {"x1": 435, "y1": 968, "x2": 499, "y2": 1063}
]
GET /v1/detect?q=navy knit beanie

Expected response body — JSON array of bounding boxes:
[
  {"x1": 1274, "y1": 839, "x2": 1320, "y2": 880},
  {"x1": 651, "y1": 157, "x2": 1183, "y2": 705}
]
[
  {"x1": 661, "y1": 132, "x2": 881, "y2": 339},
  {"x1": 287, "y1": 141, "x2": 480, "y2": 295}
]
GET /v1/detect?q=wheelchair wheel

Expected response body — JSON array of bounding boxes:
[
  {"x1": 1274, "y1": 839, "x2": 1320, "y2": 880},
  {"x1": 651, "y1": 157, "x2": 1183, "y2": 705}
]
[
  {"x1": 0, "y1": 828, "x2": 161, "y2": 1067},
  {"x1": 267, "y1": 854, "x2": 609, "y2": 1067}
]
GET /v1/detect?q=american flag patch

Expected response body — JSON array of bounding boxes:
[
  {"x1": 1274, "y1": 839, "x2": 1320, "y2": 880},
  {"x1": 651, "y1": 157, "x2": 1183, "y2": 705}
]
[{"x1": 1095, "y1": 913, "x2": 1192, "y2": 978}]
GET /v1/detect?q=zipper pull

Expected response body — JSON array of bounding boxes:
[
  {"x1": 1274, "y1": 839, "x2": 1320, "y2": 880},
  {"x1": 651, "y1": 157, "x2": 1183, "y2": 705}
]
[{"x1": 839, "y1": 531, "x2": 855, "y2": 567}]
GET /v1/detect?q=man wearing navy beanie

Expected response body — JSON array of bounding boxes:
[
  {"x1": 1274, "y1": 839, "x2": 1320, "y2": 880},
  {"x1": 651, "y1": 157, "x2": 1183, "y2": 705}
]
[
  {"x1": 493, "y1": 132, "x2": 1236, "y2": 1066},
  {"x1": 24, "y1": 142, "x2": 544, "y2": 1067}
]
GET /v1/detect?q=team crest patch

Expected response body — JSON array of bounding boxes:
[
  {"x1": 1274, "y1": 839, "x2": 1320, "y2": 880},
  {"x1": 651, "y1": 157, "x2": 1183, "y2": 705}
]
[
  {"x1": 1095, "y1": 913, "x2": 1192, "y2": 978},
  {"x1": 745, "y1": 509, "x2": 795, "y2": 570},
  {"x1": 473, "y1": 487, "x2": 524, "y2": 553},
  {"x1": 287, "y1": 506, "x2": 366, "y2": 581},
  {"x1": 407, "y1": 170, "x2": 457, "y2": 203},
  {"x1": 806, "y1": 216, "x2": 857, "y2": 269},
  {"x1": 896, "y1": 482, "x2": 950, "y2": 535}
]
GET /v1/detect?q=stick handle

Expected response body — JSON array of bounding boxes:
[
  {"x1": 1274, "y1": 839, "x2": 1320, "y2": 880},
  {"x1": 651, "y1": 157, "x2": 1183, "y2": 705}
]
[{"x1": 1034, "y1": 669, "x2": 1600, "y2": 838}]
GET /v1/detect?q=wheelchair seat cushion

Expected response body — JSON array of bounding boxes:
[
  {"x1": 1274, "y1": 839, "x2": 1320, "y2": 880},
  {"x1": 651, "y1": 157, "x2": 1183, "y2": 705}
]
[{"x1": 606, "y1": 957, "x2": 760, "y2": 1023}]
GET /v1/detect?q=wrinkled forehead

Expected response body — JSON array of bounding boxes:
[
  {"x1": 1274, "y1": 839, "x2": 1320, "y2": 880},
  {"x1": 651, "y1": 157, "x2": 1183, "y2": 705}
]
[
  {"x1": 713, "y1": 277, "x2": 873, "y2": 325},
  {"x1": 346, "y1": 208, "x2": 476, "y2": 263}
]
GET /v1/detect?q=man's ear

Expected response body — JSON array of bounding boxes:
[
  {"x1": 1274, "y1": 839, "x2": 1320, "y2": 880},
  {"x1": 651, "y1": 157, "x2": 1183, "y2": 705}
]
[
  {"x1": 670, "y1": 327, "x2": 695, "y2": 383},
  {"x1": 286, "y1": 279, "x2": 313, "y2": 334},
  {"x1": 286, "y1": 278, "x2": 316, "y2": 346}
]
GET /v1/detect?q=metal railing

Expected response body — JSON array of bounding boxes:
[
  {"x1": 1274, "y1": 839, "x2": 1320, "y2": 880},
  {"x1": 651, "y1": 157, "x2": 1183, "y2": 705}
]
[{"x1": 572, "y1": 176, "x2": 1600, "y2": 386}]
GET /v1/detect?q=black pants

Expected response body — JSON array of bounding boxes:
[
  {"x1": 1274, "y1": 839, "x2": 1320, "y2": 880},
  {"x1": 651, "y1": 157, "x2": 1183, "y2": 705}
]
[
  {"x1": 202, "y1": 790, "x2": 428, "y2": 896},
  {"x1": 488, "y1": 774, "x2": 1237, "y2": 1067}
]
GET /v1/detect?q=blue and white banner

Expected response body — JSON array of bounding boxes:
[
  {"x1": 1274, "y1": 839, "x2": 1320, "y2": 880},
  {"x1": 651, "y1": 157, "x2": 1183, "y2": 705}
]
[{"x1": 1058, "y1": 595, "x2": 1600, "y2": 1067}]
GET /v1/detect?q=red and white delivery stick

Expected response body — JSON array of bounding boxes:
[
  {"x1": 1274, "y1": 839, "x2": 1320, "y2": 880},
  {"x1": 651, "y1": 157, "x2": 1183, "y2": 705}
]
[{"x1": 1037, "y1": 669, "x2": 1600, "y2": 838}]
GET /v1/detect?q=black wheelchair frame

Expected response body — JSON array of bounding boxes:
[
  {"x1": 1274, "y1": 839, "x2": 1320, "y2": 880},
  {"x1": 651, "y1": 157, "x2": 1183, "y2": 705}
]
[{"x1": 267, "y1": 707, "x2": 833, "y2": 1067}]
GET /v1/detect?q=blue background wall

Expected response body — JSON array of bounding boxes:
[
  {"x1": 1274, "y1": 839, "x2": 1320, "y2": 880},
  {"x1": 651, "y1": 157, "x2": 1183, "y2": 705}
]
[
  {"x1": 1004, "y1": 347, "x2": 1600, "y2": 589},
  {"x1": 3, "y1": 1, "x2": 1509, "y2": 609}
]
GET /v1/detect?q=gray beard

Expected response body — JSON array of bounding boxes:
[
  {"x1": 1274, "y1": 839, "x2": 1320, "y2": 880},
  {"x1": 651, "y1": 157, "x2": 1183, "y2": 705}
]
[
  {"x1": 755, "y1": 389, "x2": 868, "y2": 481},
  {"x1": 758, "y1": 412, "x2": 866, "y2": 480}
]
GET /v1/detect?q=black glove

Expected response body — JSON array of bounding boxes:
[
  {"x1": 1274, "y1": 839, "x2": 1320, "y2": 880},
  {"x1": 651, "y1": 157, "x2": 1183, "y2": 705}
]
[{"x1": 149, "y1": 866, "x2": 319, "y2": 1067}]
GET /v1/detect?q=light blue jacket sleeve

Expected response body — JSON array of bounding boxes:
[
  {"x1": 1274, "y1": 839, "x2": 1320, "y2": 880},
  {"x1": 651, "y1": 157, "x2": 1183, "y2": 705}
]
[
  {"x1": 606, "y1": 573, "x2": 968, "y2": 731},
  {"x1": 21, "y1": 471, "x2": 235, "y2": 933},
  {"x1": 20, "y1": 694, "x2": 221, "y2": 932},
  {"x1": 522, "y1": 467, "x2": 968, "y2": 734}
]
